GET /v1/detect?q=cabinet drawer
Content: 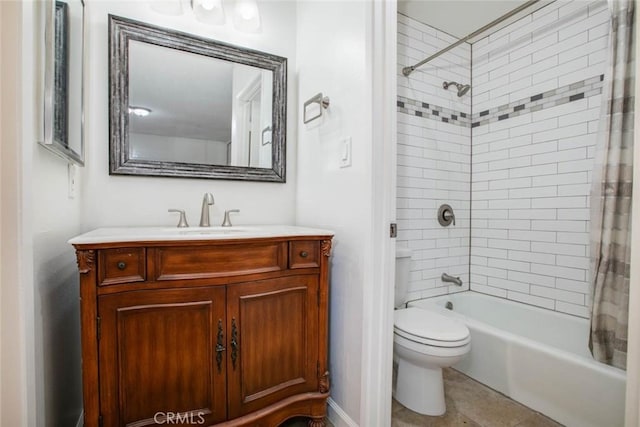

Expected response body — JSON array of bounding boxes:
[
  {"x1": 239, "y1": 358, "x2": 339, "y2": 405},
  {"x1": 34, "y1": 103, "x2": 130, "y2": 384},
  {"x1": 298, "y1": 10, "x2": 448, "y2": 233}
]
[
  {"x1": 154, "y1": 243, "x2": 286, "y2": 280},
  {"x1": 289, "y1": 241, "x2": 320, "y2": 269},
  {"x1": 98, "y1": 248, "x2": 146, "y2": 286}
]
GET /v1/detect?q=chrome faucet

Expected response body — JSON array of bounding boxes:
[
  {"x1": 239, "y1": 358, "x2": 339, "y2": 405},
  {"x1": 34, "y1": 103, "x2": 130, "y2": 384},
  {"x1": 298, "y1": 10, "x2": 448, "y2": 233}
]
[
  {"x1": 442, "y1": 273, "x2": 463, "y2": 286},
  {"x1": 199, "y1": 192, "x2": 215, "y2": 227}
]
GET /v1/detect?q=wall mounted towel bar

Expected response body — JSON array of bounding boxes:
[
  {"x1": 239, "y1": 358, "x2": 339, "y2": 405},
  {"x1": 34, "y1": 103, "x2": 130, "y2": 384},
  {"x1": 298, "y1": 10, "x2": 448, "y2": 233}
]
[{"x1": 303, "y1": 93, "x2": 330, "y2": 124}]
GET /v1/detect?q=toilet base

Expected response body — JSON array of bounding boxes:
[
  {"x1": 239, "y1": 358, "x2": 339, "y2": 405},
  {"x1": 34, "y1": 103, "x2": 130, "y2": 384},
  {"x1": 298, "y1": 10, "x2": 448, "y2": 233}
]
[{"x1": 393, "y1": 358, "x2": 445, "y2": 416}]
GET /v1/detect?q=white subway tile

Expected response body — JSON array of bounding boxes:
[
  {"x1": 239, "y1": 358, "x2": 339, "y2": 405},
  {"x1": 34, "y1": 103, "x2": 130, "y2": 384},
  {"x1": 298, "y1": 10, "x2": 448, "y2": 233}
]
[
  {"x1": 510, "y1": 163, "x2": 558, "y2": 178},
  {"x1": 489, "y1": 199, "x2": 531, "y2": 209},
  {"x1": 490, "y1": 177, "x2": 532, "y2": 190},
  {"x1": 532, "y1": 123, "x2": 589, "y2": 144},
  {"x1": 531, "y1": 196, "x2": 587, "y2": 209},
  {"x1": 509, "y1": 209, "x2": 556, "y2": 220},
  {"x1": 531, "y1": 241, "x2": 586, "y2": 256},
  {"x1": 488, "y1": 258, "x2": 530, "y2": 273},
  {"x1": 472, "y1": 283, "x2": 508, "y2": 298},
  {"x1": 557, "y1": 232, "x2": 590, "y2": 244},
  {"x1": 489, "y1": 156, "x2": 531, "y2": 171},
  {"x1": 507, "y1": 291, "x2": 555, "y2": 309},
  {"x1": 555, "y1": 301, "x2": 590, "y2": 318},
  {"x1": 531, "y1": 263, "x2": 585, "y2": 280},
  {"x1": 532, "y1": 171, "x2": 588, "y2": 186},
  {"x1": 556, "y1": 278, "x2": 589, "y2": 294},
  {"x1": 530, "y1": 285, "x2": 584, "y2": 304},
  {"x1": 556, "y1": 254, "x2": 590, "y2": 269},
  {"x1": 488, "y1": 239, "x2": 531, "y2": 251},
  {"x1": 531, "y1": 219, "x2": 587, "y2": 232},
  {"x1": 510, "y1": 141, "x2": 558, "y2": 158},
  {"x1": 508, "y1": 270, "x2": 556, "y2": 287},
  {"x1": 509, "y1": 250, "x2": 556, "y2": 265},
  {"x1": 508, "y1": 186, "x2": 558, "y2": 199},
  {"x1": 557, "y1": 208, "x2": 590, "y2": 220},
  {"x1": 558, "y1": 158, "x2": 597, "y2": 173},
  {"x1": 509, "y1": 229, "x2": 557, "y2": 242},
  {"x1": 487, "y1": 277, "x2": 530, "y2": 293}
]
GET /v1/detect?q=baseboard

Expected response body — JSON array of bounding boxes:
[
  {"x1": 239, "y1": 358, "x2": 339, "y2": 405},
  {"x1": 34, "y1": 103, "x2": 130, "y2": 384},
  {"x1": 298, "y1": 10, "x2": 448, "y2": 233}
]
[
  {"x1": 75, "y1": 410, "x2": 84, "y2": 427},
  {"x1": 327, "y1": 398, "x2": 359, "y2": 427}
]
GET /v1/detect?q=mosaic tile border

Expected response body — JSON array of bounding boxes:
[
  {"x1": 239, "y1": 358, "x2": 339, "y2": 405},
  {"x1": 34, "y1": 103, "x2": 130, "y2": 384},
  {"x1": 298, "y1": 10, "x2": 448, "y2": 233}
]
[
  {"x1": 471, "y1": 74, "x2": 604, "y2": 128},
  {"x1": 396, "y1": 98, "x2": 471, "y2": 128},
  {"x1": 397, "y1": 74, "x2": 604, "y2": 129}
]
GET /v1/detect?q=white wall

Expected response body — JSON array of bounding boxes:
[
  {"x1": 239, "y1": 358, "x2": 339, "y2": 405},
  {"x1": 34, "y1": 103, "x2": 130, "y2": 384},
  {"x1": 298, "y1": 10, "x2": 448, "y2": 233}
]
[
  {"x1": 470, "y1": 0, "x2": 608, "y2": 317},
  {"x1": 82, "y1": 1, "x2": 298, "y2": 229},
  {"x1": 396, "y1": 14, "x2": 471, "y2": 301},
  {"x1": 296, "y1": 1, "x2": 374, "y2": 424},
  {"x1": 28, "y1": 1, "x2": 85, "y2": 425}
]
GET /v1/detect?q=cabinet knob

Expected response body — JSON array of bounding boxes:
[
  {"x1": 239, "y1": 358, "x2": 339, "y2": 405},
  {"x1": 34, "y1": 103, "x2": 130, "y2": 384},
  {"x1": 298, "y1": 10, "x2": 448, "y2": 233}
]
[
  {"x1": 300, "y1": 251, "x2": 308, "y2": 258},
  {"x1": 117, "y1": 261, "x2": 127, "y2": 270}
]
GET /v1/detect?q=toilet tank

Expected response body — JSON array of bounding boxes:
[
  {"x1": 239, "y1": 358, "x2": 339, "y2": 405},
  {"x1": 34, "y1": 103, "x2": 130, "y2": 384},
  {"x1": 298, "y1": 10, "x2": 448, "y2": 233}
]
[{"x1": 395, "y1": 247, "x2": 412, "y2": 308}]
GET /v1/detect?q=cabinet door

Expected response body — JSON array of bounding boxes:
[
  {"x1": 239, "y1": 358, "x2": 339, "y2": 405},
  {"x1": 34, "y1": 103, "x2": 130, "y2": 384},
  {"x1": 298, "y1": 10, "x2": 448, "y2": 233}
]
[
  {"x1": 99, "y1": 287, "x2": 227, "y2": 426},
  {"x1": 227, "y1": 275, "x2": 319, "y2": 418}
]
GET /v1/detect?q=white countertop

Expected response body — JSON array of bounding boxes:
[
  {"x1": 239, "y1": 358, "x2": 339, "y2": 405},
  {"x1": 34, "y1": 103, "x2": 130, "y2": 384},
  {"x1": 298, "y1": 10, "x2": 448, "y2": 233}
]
[{"x1": 68, "y1": 225, "x2": 334, "y2": 245}]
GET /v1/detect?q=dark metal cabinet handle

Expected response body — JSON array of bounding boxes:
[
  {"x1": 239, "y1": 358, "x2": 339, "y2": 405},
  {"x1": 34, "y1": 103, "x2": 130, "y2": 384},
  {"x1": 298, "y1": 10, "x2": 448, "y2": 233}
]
[
  {"x1": 215, "y1": 319, "x2": 225, "y2": 373},
  {"x1": 231, "y1": 317, "x2": 238, "y2": 370},
  {"x1": 300, "y1": 251, "x2": 308, "y2": 258},
  {"x1": 117, "y1": 261, "x2": 127, "y2": 270}
]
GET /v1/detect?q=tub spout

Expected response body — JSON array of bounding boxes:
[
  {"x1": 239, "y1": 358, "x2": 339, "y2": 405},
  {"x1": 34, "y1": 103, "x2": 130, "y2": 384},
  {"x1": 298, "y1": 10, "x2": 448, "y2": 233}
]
[{"x1": 442, "y1": 273, "x2": 462, "y2": 286}]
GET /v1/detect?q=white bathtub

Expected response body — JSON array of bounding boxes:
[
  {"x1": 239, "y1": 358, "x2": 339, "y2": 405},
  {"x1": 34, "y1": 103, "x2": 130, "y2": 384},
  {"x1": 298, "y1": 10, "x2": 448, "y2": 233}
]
[{"x1": 410, "y1": 291, "x2": 626, "y2": 427}]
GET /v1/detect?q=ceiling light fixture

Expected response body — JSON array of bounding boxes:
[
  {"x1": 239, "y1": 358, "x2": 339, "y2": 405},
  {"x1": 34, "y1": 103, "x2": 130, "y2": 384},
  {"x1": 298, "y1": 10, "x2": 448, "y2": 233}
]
[{"x1": 128, "y1": 106, "x2": 152, "y2": 117}]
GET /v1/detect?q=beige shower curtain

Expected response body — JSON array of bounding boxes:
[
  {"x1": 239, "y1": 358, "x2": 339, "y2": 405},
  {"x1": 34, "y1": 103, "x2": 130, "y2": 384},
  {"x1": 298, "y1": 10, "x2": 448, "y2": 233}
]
[{"x1": 589, "y1": 0, "x2": 635, "y2": 370}]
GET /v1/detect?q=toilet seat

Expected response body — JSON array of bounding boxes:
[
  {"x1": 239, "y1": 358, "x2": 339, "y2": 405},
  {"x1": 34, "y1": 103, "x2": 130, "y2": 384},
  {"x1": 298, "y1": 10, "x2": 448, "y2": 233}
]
[{"x1": 394, "y1": 307, "x2": 470, "y2": 348}]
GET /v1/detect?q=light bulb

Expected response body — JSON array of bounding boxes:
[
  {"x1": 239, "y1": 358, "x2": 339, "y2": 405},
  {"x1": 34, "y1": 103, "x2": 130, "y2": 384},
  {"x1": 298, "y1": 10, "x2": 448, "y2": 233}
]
[
  {"x1": 236, "y1": 0, "x2": 257, "y2": 20},
  {"x1": 200, "y1": 0, "x2": 215, "y2": 11}
]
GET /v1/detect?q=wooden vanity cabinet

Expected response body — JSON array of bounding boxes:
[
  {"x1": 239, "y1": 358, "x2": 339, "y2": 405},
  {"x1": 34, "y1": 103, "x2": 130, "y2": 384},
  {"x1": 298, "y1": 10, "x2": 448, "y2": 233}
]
[{"x1": 73, "y1": 236, "x2": 332, "y2": 427}]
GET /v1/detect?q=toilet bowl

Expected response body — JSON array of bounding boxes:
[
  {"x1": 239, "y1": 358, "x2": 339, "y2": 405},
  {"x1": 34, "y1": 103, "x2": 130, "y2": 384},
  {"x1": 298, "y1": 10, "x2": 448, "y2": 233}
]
[
  {"x1": 393, "y1": 247, "x2": 470, "y2": 415},
  {"x1": 393, "y1": 307, "x2": 470, "y2": 415}
]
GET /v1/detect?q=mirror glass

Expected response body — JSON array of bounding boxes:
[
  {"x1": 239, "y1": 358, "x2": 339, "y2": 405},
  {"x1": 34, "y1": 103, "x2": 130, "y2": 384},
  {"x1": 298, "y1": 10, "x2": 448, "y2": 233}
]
[
  {"x1": 128, "y1": 41, "x2": 274, "y2": 169},
  {"x1": 40, "y1": 0, "x2": 85, "y2": 165},
  {"x1": 110, "y1": 15, "x2": 287, "y2": 182}
]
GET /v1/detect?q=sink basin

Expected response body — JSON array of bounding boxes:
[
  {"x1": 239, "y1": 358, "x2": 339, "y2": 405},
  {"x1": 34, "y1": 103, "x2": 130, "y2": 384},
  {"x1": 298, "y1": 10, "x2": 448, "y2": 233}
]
[{"x1": 178, "y1": 227, "x2": 247, "y2": 235}]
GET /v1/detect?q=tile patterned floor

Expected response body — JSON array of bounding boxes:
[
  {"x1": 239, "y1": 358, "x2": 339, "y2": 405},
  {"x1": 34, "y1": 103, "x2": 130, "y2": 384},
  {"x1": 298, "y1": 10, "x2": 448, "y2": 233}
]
[
  {"x1": 392, "y1": 368, "x2": 563, "y2": 427},
  {"x1": 281, "y1": 368, "x2": 560, "y2": 427}
]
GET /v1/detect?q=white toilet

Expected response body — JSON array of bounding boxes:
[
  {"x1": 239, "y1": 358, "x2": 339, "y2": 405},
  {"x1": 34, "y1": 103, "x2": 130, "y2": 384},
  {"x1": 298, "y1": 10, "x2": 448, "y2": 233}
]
[{"x1": 393, "y1": 247, "x2": 471, "y2": 416}]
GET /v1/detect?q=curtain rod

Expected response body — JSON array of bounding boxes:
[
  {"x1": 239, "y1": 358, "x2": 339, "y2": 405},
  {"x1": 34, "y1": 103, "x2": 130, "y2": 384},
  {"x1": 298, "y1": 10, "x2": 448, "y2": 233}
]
[{"x1": 402, "y1": 0, "x2": 542, "y2": 77}]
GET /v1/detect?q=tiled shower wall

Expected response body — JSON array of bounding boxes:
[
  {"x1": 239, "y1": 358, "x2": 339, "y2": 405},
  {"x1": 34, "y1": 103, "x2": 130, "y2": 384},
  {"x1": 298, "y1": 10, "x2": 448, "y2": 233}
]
[
  {"x1": 396, "y1": 14, "x2": 471, "y2": 302},
  {"x1": 396, "y1": 0, "x2": 609, "y2": 316},
  {"x1": 470, "y1": 0, "x2": 609, "y2": 317}
]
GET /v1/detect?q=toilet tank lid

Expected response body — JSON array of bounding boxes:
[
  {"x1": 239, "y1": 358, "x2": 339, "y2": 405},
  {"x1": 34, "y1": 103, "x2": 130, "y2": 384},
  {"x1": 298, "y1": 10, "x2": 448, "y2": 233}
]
[{"x1": 396, "y1": 247, "x2": 412, "y2": 259}]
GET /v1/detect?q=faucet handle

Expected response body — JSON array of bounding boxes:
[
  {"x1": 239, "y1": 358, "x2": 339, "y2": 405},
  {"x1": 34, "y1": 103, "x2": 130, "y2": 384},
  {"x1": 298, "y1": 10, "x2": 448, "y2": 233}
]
[
  {"x1": 168, "y1": 209, "x2": 189, "y2": 228},
  {"x1": 221, "y1": 209, "x2": 240, "y2": 227}
]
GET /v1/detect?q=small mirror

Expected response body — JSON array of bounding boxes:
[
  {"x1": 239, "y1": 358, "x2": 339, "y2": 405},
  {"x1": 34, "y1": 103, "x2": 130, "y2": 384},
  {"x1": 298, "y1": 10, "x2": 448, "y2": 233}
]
[
  {"x1": 109, "y1": 15, "x2": 287, "y2": 182},
  {"x1": 40, "y1": 0, "x2": 85, "y2": 165}
]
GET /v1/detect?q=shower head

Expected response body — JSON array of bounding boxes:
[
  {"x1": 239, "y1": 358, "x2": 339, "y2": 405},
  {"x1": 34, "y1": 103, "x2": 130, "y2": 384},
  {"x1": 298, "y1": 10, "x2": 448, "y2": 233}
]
[{"x1": 443, "y1": 81, "x2": 471, "y2": 97}]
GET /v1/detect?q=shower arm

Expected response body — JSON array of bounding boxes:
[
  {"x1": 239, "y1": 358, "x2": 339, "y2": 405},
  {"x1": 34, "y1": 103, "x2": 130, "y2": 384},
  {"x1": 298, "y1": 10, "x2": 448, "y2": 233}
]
[{"x1": 402, "y1": 0, "x2": 541, "y2": 77}]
